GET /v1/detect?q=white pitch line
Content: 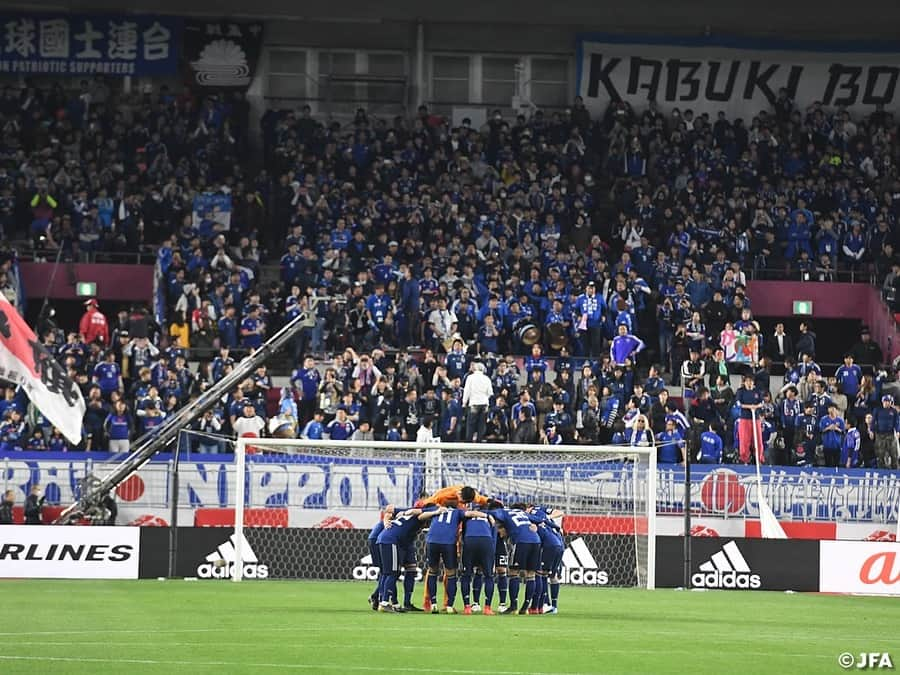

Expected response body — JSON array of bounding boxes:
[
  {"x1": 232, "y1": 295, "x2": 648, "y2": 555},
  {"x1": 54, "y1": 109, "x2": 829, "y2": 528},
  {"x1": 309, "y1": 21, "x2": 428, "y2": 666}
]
[
  {"x1": 0, "y1": 648, "x2": 836, "y2": 671},
  {"x1": 0, "y1": 625, "x2": 885, "y2": 646},
  {"x1": 0, "y1": 655, "x2": 582, "y2": 675}
]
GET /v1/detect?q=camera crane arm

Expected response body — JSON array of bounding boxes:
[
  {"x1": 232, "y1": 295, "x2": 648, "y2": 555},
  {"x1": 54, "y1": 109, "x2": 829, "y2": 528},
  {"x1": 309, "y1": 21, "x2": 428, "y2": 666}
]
[{"x1": 55, "y1": 298, "x2": 344, "y2": 524}]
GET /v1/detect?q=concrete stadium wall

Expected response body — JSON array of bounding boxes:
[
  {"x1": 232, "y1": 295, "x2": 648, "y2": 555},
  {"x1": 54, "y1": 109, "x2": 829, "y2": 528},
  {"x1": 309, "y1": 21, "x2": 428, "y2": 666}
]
[{"x1": 746, "y1": 282, "x2": 900, "y2": 362}]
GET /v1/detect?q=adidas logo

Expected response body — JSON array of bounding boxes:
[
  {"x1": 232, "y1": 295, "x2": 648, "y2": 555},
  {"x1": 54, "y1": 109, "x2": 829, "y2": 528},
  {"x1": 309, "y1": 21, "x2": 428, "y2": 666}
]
[
  {"x1": 351, "y1": 553, "x2": 423, "y2": 582},
  {"x1": 692, "y1": 540, "x2": 760, "y2": 589},
  {"x1": 197, "y1": 533, "x2": 269, "y2": 580},
  {"x1": 560, "y1": 537, "x2": 608, "y2": 585}
]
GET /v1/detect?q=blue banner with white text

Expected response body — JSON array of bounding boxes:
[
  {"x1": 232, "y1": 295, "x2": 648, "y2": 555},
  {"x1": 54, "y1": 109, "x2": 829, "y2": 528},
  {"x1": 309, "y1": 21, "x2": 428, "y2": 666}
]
[
  {"x1": 2, "y1": 452, "x2": 899, "y2": 524},
  {"x1": 0, "y1": 15, "x2": 181, "y2": 76}
]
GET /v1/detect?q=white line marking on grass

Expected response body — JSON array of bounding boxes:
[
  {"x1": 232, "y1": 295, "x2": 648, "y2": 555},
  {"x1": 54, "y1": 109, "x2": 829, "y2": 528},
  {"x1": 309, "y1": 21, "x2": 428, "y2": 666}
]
[
  {"x1": 0, "y1": 627, "x2": 281, "y2": 637},
  {"x1": 0, "y1": 625, "x2": 884, "y2": 646},
  {"x1": 0, "y1": 655, "x2": 582, "y2": 675}
]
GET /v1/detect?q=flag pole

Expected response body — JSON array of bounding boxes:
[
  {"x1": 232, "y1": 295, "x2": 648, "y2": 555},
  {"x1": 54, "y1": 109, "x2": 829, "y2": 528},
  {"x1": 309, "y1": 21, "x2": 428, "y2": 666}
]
[{"x1": 752, "y1": 407, "x2": 786, "y2": 539}]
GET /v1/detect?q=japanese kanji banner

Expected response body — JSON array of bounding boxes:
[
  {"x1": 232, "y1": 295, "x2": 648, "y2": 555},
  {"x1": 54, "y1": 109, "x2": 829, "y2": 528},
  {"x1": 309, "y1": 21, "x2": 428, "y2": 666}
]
[
  {"x1": 184, "y1": 20, "x2": 263, "y2": 89},
  {"x1": 0, "y1": 14, "x2": 181, "y2": 77},
  {"x1": 577, "y1": 34, "x2": 900, "y2": 117},
  {"x1": 0, "y1": 294, "x2": 85, "y2": 444}
]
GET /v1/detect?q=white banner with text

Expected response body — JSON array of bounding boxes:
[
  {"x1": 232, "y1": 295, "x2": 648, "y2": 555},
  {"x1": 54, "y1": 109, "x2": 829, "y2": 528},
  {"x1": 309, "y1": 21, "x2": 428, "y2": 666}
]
[
  {"x1": 0, "y1": 525, "x2": 139, "y2": 579},
  {"x1": 577, "y1": 36, "x2": 900, "y2": 117}
]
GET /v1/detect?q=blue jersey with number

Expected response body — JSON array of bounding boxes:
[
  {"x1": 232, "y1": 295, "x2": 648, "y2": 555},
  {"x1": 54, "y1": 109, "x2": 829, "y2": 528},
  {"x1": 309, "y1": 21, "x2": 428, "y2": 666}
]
[
  {"x1": 376, "y1": 511, "x2": 423, "y2": 546},
  {"x1": 528, "y1": 510, "x2": 564, "y2": 549},
  {"x1": 463, "y1": 511, "x2": 494, "y2": 539},
  {"x1": 93, "y1": 362, "x2": 120, "y2": 392},
  {"x1": 425, "y1": 507, "x2": 464, "y2": 545},
  {"x1": 488, "y1": 508, "x2": 541, "y2": 544}
]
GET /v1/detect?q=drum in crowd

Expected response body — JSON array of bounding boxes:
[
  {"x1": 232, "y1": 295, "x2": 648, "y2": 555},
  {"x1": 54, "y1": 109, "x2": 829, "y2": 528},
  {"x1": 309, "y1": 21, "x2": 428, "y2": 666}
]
[
  {"x1": 514, "y1": 319, "x2": 541, "y2": 346},
  {"x1": 546, "y1": 322, "x2": 568, "y2": 351}
]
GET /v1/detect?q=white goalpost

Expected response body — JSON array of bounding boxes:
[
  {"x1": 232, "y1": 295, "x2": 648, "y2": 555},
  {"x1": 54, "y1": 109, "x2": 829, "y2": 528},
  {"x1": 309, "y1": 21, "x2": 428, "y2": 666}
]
[{"x1": 231, "y1": 438, "x2": 658, "y2": 590}]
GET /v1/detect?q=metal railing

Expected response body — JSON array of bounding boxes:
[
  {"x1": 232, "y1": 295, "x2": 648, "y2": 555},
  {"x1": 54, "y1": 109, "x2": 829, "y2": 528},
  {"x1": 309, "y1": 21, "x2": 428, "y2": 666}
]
[{"x1": 749, "y1": 266, "x2": 877, "y2": 285}]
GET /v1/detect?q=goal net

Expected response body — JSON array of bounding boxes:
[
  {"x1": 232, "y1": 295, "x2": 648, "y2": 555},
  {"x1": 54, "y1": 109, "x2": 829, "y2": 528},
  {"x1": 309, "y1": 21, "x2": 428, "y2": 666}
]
[{"x1": 230, "y1": 439, "x2": 657, "y2": 590}]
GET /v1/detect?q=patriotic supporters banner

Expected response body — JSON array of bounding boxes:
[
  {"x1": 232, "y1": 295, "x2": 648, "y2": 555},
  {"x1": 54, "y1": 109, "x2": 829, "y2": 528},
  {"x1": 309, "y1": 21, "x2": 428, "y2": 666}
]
[
  {"x1": 185, "y1": 21, "x2": 264, "y2": 90},
  {"x1": 0, "y1": 298, "x2": 84, "y2": 444},
  {"x1": 192, "y1": 193, "x2": 232, "y2": 231},
  {"x1": 577, "y1": 35, "x2": 900, "y2": 117},
  {"x1": 0, "y1": 14, "x2": 180, "y2": 76}
]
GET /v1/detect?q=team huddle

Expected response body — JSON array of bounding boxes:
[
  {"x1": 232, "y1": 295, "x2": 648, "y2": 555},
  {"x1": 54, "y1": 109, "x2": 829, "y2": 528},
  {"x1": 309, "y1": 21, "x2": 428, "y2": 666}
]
[{"x1": 368, "y1": 485, "x2": 565, "y2": 615}]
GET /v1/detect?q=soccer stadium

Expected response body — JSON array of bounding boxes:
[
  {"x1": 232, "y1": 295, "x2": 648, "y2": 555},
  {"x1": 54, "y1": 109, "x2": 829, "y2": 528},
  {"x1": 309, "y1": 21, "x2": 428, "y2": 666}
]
[{"x1": 0, "y1": 0, "x2": 899, "y2": 672}]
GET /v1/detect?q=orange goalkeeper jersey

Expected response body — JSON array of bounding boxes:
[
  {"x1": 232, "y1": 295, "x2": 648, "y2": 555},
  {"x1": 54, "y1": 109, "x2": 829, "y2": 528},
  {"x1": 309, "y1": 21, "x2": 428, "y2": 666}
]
[{"x1": 423, "y1": 485, "x2": 490, "y2": 507}]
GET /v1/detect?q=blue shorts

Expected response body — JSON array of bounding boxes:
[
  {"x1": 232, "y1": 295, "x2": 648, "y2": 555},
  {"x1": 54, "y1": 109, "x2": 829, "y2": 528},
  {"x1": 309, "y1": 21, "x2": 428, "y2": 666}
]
[
  {"x1": 510, "y1": 542, "x2": 541, "y2": 572},
  {"x1": 399, "y1": 542, "x2": 416, "y2": 567},
  {"x1": 426, "y1": 542, "x2": 458, "y2": 570},
  {"x1": 541, "y1": 546, "x2": 564, "y2": 576},
  {"x1": 378, "y1": 543, "x2": 404, "y2": 574},
  {"x1": 495, "y1": 538, "x2": 509, "y2": 568},
  {"x1": 462, "y1": 537, "x2": 495, "y2": 576},
  {"x1": 368, "y1": 538, "x2": 381, "y2": 568}
]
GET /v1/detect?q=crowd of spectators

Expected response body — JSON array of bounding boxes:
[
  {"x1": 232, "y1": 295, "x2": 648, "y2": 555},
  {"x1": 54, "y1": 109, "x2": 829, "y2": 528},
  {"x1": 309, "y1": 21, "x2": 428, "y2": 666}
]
[{"x1": 0, "y1": 74, "x2": 898, "y2": 467}]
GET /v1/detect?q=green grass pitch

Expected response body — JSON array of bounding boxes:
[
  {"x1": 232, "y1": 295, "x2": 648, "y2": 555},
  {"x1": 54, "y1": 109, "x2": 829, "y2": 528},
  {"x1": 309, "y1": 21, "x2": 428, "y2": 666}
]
[{"x1": 0, "y1": 580, "x2": 895, "y2": 674}]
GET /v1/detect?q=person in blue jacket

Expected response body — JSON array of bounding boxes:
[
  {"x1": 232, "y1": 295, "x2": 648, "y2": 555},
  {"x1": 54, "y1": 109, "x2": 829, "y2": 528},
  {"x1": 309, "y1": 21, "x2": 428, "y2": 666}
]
[
  {"x1": 819, "y1": 403, "x2": 846, "y2": 467},
  {"x1": 698, "y1": 423, "x2": 724, "y2": 464}
]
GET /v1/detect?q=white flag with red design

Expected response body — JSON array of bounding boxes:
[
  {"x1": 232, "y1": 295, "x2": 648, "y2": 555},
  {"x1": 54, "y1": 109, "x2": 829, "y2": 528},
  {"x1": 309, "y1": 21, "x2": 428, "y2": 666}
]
[{"x1": 0, "y1": 295, "x2": 85, "y2": 444}]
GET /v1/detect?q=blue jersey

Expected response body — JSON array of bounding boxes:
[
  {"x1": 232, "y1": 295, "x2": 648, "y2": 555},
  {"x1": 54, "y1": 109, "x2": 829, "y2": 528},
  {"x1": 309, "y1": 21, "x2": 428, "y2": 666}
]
[
  {"x1": 445, "y1": 350, "x2": 468, "y2": 379},
  {"x1": 241, "y1": 317, "x2": 263, "y2": 349},
  {"x1": 48, "y1": 436, "x2": 68, "y2": 452},
  {"x1": 796, "y1": 413, "x2": 818, "y2": 439},
  {"x1": 842, "y1": 428, "x2": 861, "y2": 466},
  {"x1": 376, "y1": 511, "x2": 424, "y2": 546},
  {"x1": 836, "y1": 365, "x2": 862, "y2": 399},
  {"x1": 141, "y1": 414, "x2": 165, "y2": 434},
  {"x1": 698, "y1": 430, "x2": 723, "y2": 463},
  {"x1": 425, "y1": 507, "x2": 465, "y2": 545},
  {"x1": 301, "y1": 420, "x2": 324, "y2": 439},
  {"x1": 366, "y1": 293, "x2": 392, "y2": 324},
  {"x1": 657, "y1": 429, "x2": 684, "y2": 463},
  {"x1": 93, "y1": 362, "x2": 120, "y2": 392},
  {"x1": 104, "y1": 413, "x2": 131, "y2": 440},
  {"x1": 575, "y1": 293, "x2": 605, "y2": 327},
  {"x1": 780, "y1": 398, "x2": 801, "y2": 429},
  {"x1": 217, "y1": 316, "x2": 238, "y2": 348},
  {"x1": 293, "y1": 367, "x2": 321, "y2": 400},
  {"x1": 489, "y1": 508, "x2": 541, "y2": 544},
  {"x1": 463, "y1": 511, "x2": 494, "y2": 539},
  {"x1": 610, "y1": 334, "x2": 645, "y2": 365},
  {"x1": 528, "y1": 509, "x2": 564, "y2": 545},
  {"x1": 326, "y1": 419, "x2": 355, "y2": 440},
  {"x1": 535, "y1": 522, "x2": 564, "y2": 552},
  {"x1": 523, "y1": 355, "x2": 548, "y2": 381},
  {"x1": 368, "y1": 520, "x2": 386, "y2": 543},
  {"x1": 819, "y1": 414, "x2": 845, "y2": 449}
]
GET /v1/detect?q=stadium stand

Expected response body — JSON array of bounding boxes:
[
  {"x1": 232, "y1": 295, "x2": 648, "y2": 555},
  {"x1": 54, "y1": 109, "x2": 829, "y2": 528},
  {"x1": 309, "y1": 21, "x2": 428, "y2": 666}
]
[{"x1": 1, "y1": 74, "x2": 898, "y2": 469}]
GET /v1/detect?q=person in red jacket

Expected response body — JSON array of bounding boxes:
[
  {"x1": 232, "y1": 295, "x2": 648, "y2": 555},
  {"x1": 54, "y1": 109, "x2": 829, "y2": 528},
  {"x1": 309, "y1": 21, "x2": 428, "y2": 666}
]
[{"x1": 79, "y1": 299, "x2": 109, "y2": 346}]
